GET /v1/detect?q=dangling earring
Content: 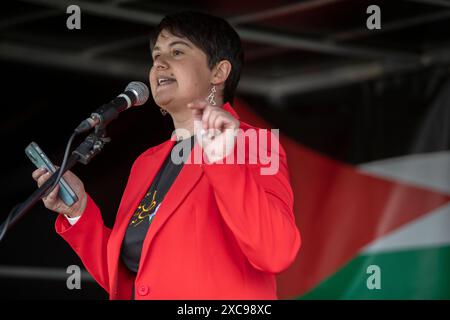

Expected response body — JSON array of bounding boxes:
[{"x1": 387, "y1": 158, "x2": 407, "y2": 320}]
[
  {"x1": 206, "y1": 85, "x2": 217, "y2": 106},
  {"x1": 160, "y1": 108, "x2": 167, "y2": 116}
]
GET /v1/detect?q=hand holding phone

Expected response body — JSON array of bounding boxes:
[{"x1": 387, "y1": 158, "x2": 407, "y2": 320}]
[{"x1": 26, "y1": 142, "x2": 87, "y2": 217}]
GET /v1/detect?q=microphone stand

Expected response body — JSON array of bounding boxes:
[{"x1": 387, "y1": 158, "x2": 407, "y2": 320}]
[{"x1": 0, "y1": 124, "x2": 111, "y2": 242}]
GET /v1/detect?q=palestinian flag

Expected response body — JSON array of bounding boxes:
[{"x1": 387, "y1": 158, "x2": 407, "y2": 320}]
[{"x1": 234, "y1": 79, "x2": 450, "y2": 300}]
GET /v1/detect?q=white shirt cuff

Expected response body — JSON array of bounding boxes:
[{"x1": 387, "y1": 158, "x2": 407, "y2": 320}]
[{"x1": 64, "y1": 214, "x2": 82, "y2": 225}]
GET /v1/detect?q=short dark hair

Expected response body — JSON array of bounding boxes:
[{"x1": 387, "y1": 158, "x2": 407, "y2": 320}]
[{"x1": 150, "y1": 11, "x2": 244, "y2": 104}]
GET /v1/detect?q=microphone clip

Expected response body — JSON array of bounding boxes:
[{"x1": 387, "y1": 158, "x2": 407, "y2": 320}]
[{"x1": 73, "y1": 126, "x2": 111, "y2": 165}]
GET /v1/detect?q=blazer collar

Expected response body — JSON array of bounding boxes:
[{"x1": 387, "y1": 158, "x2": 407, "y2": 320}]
[{"x1": 222, "y1": 102, "x2": 240, "y2": 120}]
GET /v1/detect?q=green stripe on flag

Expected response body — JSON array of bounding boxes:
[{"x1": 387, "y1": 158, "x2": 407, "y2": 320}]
[{"x1": 296, "y1": 245, "x2": 450, "y2": 300}]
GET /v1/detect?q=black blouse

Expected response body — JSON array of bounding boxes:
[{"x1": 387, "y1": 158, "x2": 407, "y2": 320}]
[{"x1": 120, "y1": 135, "x2": 196, "y2": 273}]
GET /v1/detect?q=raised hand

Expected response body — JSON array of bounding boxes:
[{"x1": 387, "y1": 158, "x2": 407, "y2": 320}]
[{"x1": 187, "y1": 100, "x2": 240, "y2": 163}]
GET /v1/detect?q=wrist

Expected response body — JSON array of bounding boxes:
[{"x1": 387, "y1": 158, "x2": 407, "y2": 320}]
[{"x1": 66, "y1": 193, "x2": 87, "y2": 218}]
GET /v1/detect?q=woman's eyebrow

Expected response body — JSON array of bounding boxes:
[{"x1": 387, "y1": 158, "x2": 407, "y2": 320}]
[{"x1": 153, "y1": 40, "x2": 192, "y2": 52}]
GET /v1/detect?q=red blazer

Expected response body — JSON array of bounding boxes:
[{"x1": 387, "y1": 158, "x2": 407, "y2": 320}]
[{"x1": 55, "y1": 103, "x2": 301, "y2": 300}]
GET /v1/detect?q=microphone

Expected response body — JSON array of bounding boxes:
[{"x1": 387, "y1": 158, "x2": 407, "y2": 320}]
[{"x1": 75, "y1": 81, "x2": 149, "y2": 134}]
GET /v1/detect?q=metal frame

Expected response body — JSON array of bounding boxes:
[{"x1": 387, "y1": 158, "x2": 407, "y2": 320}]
[
  {"x1": 17, "y1": 0, "x2": 417, "y2": 61},
  {"x1": 1, "y1": 0, "x2": 448, "y2": 102},
  {"x1": 408, "y1": 0, "x2": 450, "y2": 8},
  {"x1": 228, "y1": 0, "x2": 343, "y2": 25}
]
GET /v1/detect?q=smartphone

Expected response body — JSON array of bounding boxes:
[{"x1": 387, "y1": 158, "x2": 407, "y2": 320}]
[{"x1": 25, "y1": 142, "x2": 78, "y2": 207}]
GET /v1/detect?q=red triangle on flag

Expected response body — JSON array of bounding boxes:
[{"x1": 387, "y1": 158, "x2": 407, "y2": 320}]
[{"x1": 233, "y1": 99, "x2": 450, "y2": 298}]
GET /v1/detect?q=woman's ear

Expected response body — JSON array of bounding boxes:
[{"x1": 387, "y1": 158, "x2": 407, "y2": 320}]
[{"x1": 211, "y1": 60, "x2": 232, "y2": 86}]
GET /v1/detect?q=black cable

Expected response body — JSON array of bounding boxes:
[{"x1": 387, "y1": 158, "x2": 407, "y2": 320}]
[
  {"x1": 42, "y1": 132, "x2": 77, "y2": 199},
  {"x1": 0, "y1": 204, "x2": 20, "y2": 242},
  {"x1": 0, "y1": 131, "x2": 78, "y2": 243}
]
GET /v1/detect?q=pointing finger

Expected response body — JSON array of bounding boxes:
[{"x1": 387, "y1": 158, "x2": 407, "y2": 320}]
[
  {"x1": 202, "y1": 108, "x2": 213, "y2": 130},
  {"x1": 188, "y1": 101, "x2": 206, "y2": 123}
]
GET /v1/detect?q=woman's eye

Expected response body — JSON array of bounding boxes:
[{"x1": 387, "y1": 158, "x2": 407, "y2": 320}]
[
  {"x1": 173, "y1": 50, "x2": 183, "y2": 56},
  {"x1": 153, "y1": 55, "x2": 160, "y2": 60}
]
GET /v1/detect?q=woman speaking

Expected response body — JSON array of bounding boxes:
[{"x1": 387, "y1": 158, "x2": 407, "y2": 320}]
[{"x1": 32, "y1": 11, "x2": 301, "y2": 300}]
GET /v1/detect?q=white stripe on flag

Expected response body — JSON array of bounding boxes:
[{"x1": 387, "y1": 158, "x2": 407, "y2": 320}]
[
  {"x1": 357, "y1": 151, "x2": 450, "y2": 194},
  {"x1": 362, "y1": 202, "x2": 450, "y2": 253},
  {"x1": 357, "y1": 151, "x2": 450, "y2": 253}
]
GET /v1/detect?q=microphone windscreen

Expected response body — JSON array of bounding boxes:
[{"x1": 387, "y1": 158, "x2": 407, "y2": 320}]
[{"x1": 125, "y1": 81, "x2": 149, "y2": 106}]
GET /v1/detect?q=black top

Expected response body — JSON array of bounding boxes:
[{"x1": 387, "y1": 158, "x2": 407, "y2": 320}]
[{"x1": 120, "y1": 135, "x2": 196, "y2": 273}]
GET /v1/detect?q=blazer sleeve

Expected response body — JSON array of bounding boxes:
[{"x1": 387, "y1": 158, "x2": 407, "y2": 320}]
[
  {"x1": 54, "y1": 156, "x2": 143, "y2": 294},
  {"x1": 201, "y1": 128, "x2": 301, "y2": 274},
  {"x1": 55, "y1": 193, "x2": 112, "y2": 292}
]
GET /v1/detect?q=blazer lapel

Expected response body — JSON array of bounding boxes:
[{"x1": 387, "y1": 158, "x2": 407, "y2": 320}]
[
  {"x1": 110, "y1": 101, "x2": 238, "y2": 254},
  {"x1": 137, "y1": 141, "x2": 204, "y2": 273},
  {"x1": 222, "y1": 102, "x2": 240, "y2": 120},
  {"x1": 107, "y1": 139, "x2": 176, "y2": 292},
  {"x1": 108, "y1": 102, "x2": 239, "y2": 290}
]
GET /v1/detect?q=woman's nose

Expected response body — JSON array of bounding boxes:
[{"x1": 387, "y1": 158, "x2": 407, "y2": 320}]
[{"x1": 154, "y1": 57, "x2": 169, "y2": 70}]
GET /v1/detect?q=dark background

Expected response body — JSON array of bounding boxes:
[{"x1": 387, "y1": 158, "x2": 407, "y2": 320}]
[{"x1": 0, "y1": 0, "x2": 449, "y2": 299}]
